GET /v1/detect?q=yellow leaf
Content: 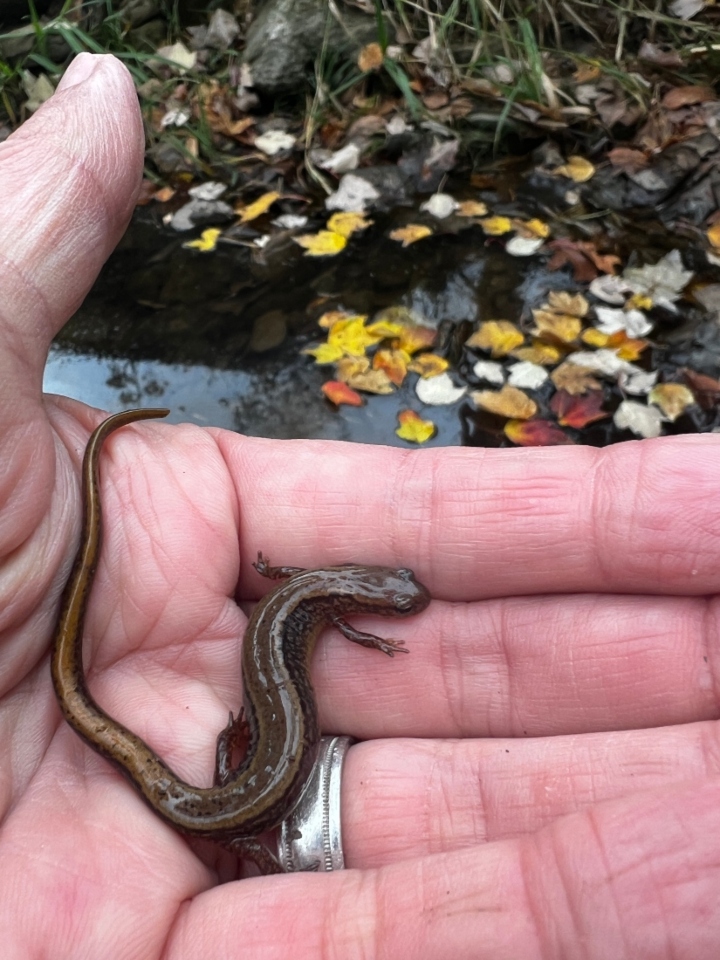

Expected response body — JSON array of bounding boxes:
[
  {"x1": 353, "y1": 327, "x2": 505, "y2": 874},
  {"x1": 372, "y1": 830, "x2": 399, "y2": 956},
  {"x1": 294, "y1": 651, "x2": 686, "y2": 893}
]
[
  {"x1": 395, "y1": 324, "x2": 437, "y2": 355},
  {"x1": 581, "y1": 328, "x2": 610, "y2": 348},
  {"x1": 550, "y1": 361, "x2": 601, "y2": 395},
  {"x1": 318, "y1": 310, "x2": 366, "y2": 329},
  {"x1": 365, "y1": 319, "x2": 406, "y2": 339},
  {"x1": 648, "y1": 383, "x2": 695, "y2": 421},
  {"x1": 626, "y1": 292, "x2": 653, "y2": 311},
  {"x1": 471, "y1": 384, "x2": 537, "y2": 419},
  {"x1": 183, "y1": 228, "x2": 221, "y2": 252},
  {"x1": 457, "y1": 200, "x2": 488, "y2": 217},
  {"x1": 408, "y1": 353, "x2": 449, "y2": 378},
  {"x1": 478, "y1": 215, "x2": 513, "y2": 236},
  {"x1": 294, "y1": 230, "x2": 348, "y2": 256},
  {"x1": 547, "y1": 290, "x2": 589, "y2": 318},
  {"x1": 511, "y1": 340, "x2": 562, "y2": 365},
  {"x1": 532, "y1": 309, "x2": 582, "y2": 344},
  {"x1": 328, "y1": 317, "x2": 383, "y2": 356},
  {"x1": 708, "y1": 223, "x2": 720, "y2": 250},
  {"x1": 303, "y1": 342, "x2": 344, "y2": 364},
  {"x1": 514, "y1": 217, "x2": 551, "y2": 239},
  {"x1": 389, "y1": 224, "x2": 433, "y2": 246},
  {"x1": 358, "y1": 42, "x2": 384, "y2": 73},
  {"x1": 553, "y1": 155, "x2": 596, "y2": 182},
  {"x1": 235, "y1": 191, "x2": 281, "y2": 222},
  {"x1": 396, "y1": 409, "x2": 436, "y2": 444},
  {"x1": 327, "y1": 211, "x2": 374, "y2": 238},
  {"x1": 466, "y1": 320, "x2": 524, "y2": 358}
]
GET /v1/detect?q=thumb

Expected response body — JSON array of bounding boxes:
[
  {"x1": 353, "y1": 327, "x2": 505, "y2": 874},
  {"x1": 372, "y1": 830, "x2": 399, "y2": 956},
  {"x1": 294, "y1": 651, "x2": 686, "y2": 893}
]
[{"x1": 0, "y1": 53, "x2": 144, "y2": 405}]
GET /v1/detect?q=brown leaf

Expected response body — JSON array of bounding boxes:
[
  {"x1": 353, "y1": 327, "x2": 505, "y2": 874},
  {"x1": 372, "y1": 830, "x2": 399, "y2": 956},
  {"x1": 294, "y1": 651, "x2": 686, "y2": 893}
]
[
  {"x1": 546, "y1": 238, "x2": 599, "y2": 283},
  {"x1": 550, "y1": 361, "x2": 602, "y2": 395},
  {"x1": 358, "y1": 43, "x2": 384, "y2": 73},
  {"x1": 504, "y1": 419, "x2": 574, "y2": 446},
  {"x1": 472, "y1": 384, "x2": 537, "y2": 420},
  {"x1": 638, "y1": 42, "x2": 683, "y2": 68},
  {"x1": 607, "y1": 148, "x2": 649, "y2": 174},
  {"x1": 661, "y1": 85, "x2": 716, "y2": 110},
  {"x1": 682, "y1": 368, "x2": 720, "y2": 410}
]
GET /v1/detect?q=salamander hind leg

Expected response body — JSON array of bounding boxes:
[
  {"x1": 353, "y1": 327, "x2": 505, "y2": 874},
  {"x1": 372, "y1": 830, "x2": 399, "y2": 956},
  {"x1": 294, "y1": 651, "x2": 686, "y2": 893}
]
[
  {"x1": 254, "y1": 552, "x2": 306, "y2": 580},
  {"x1": 224, "y1": 838, "x2": 285, "y2": 875},
  {"x1": 214, "y1": 710, "x2": 250, "y2": 786},
  {"x1": 332, "y1": 617, "x2": 408, "y2": 657}
]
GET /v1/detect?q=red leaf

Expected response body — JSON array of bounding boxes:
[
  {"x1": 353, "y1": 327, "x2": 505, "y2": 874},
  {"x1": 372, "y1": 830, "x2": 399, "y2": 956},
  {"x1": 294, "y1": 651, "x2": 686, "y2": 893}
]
[
  {"x1": 550, "y1": 389, "x2": 609, "y2": 428},
  {"x1": 504, "y1": 419, "x2": 574, "y2": 446},
  {"x1": 322, "y1": 381, "x2": 364, "y2": 406}
]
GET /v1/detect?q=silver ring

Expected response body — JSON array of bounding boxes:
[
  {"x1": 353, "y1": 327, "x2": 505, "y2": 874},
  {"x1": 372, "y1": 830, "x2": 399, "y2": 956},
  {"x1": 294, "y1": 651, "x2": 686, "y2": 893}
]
[{"x1": 275, "y1": 735, "x2": 355, "y2": 872}]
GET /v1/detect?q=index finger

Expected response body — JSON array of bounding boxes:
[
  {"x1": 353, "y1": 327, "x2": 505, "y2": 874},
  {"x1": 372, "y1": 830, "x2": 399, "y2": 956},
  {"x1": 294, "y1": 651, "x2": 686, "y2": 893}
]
[{"x1": 220, "y1": 431, "x2": 720, "y2": 600}]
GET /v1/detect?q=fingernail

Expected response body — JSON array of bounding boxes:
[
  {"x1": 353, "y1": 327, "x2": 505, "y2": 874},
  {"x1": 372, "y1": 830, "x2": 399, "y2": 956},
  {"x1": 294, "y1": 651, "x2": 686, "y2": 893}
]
[{"x1": 57, "y1": 53, "x2": 98, "y2": 91}]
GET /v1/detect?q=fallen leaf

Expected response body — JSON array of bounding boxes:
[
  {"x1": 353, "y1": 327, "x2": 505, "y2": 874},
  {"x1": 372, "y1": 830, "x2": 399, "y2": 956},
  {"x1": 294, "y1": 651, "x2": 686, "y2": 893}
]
[
  {"x1": 511, "y1": 341, "x2": 562, "y2": 365},
  {"x1": 547, "y1": 290, "x2": 589, "y2": 317},
  {"x1": 506, "y1": 236, "x2": 545, "y2": 257},
  {"x1": 550, "y1": 389, "x2": 608, "y2": 428},
  {"x1": 318, "y1": 310, "x2": 365, "y2": 329},
  {"x1": 254, "y1": 130, "x2": 296, "y2": 155},
  {"x1": 373, "y1": 348, "x2": 411, "y2": 385},
  {"x1": 415, "y1": 372, "x2": 467, "y2": 405},
  {"x1": 337, "y1": 356, "x2": 395, "y2": 394},
  {"x1": 589, "y1": 274, "x2": 632, "y2": 304},
  {"x1": 473, "y1": 360, "x2": 505, "y2": 384},
  {"x1": 472, "y1": 384, "x2": 537, "y2": 419},
  {"x1": 478, "y1": 215, "x2": 513, "y2": 236},
  {"x1": 304, "y1": 342, "x2": 344, "y2": 364},
  {"x1": 322, "y1": 381, "x2": 364, "y2": 406},
  {"x1": 648, "y1": 383, "x2": 695, "y2": 421},
  {"x1": 614, "y1": 400, "x2": 664, "y2": 438},
  {"x1": 707, "y1": 223, "x2": 720, "y2": 250},
  {"x1": 389, "y1": 224, "x2": 433, "y2": 246},
  {"x1": 504, "y1": 419, "x2": 574, "y2": 446},
  {"x1": 566, "y1": 349, "x2": 636, "y2": 377},
  {"x1": 550, "y1": 362, "x2": 602, "y2": 395},
  {"x1": 661, "y1": 85, "x2": 716, "y2": 110},
  {"x1": 514, "y1": 218, "x2": 551, "y2": 239},
  {"x1": 294, "y1": 230, "x2": 347, "y2": 256},
  {"x1": 594, "y1": 306, "x2": 653, "y2": 337},
  {"x1": 183, "y1": 228, "x2": 221, "y2": 252},
  {"x1": 396, "y1": 409, "x2": 436, "y2": 444},
  {"x1": 466, "y1": 320, "x2": 524, "y2": 357},
  {"x1": 618, "y1": 368, "x2": 658, "y2": 395},
  {"x1": 607, "y1": 331, "x2": 649, "y2": 361},
  {"x1": 547, "y1": 238, "x2": 621, "y2": 281},
  {"x1": 622, "y1": 249, "x2": 692, "y2": 311},
  {"x1": 329, "y1": 317, "x2": 383, "y2": 355},
  {"x1": 581, "y1": 328, "x2": 610, "y2": 348},
  {"x1": 507, "y1": 361, "x2": 548, "y2": 389},
  {"x1": 531, "y1": 309, "x2": 582, "y2": 344},
  {"x1": 553, "y1": 155, "x2": 596, "y2": 182},
  {"x1": 236, "y1": 191, "x2": 280, "y2": 222},
  {"x1": 682, "y1": 368, "x2": 720, "y2": 409},
  {"x1": 395, "y1": 324, "x2": 437, "y2": 354},
  {"x1": 326, "y1": 211, "x2": 374, "y2": 238},
  {"x1": 408, "y1": 353, "x2": 449, "y2": 378},
  {"x1": 358, "y1": 42, "x2": 384, "y2": 72},
  {"x1": 420, "y1": 194, "x2": 458, "y2": 219},
  {"x1": 457, "y1": 200, "x2": 488, "y2": 217}
]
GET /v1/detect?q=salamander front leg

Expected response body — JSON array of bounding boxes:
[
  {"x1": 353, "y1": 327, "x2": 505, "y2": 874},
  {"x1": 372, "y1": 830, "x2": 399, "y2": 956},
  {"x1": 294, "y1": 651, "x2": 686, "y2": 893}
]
[
  {"x1": 332, "y1": 617, "x2": 408, "y2": 657},
  {"x1": 254, "y1": 552, "x2": 305, "y2": 580},
  {"x1": 223, "y1": 838, "x2": 285, "y2": 875}
]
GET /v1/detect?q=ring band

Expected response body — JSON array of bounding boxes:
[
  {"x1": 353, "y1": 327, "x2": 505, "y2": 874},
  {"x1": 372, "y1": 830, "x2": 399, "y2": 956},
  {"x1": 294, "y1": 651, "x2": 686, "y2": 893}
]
[{"x1": 275, "y1": 735, "x2": 354, "y2": 872}]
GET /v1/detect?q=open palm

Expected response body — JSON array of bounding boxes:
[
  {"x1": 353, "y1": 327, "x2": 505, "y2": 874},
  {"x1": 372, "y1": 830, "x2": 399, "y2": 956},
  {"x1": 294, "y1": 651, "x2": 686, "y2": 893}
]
[{"x1": 1, "y1": 53, "x2": 719, "y2": 960}]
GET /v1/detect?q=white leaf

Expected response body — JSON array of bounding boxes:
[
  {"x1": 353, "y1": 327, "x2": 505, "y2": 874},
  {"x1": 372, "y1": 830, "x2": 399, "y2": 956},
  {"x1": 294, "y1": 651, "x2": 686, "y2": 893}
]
[
  {"x1": 669, "y1": 0, "x2": 706, "y2": 19},
  {"x1": 589, "y1": 274, "x2": 632, "y2": 304},
  {"x1": 272, "y1": 214, "x2": 308, "y2": 229},
  {"x1": 618, "y1": 368, "x2": 658, "y2": 395},
  {"x1": 420, "y1": 193, "x2": 458, "y2": 219},
  {"x1": 254, "y1": 131, "x2": 296, "y2": 156},
  {"x1": 622, "y1": 249, "x2": 693, "y2": 311},
  {"x1": 161, "y1": 108, "x2": 191, "y2": 128},
  {"x1": 507, "y1": 361, "x2": 548, "y2": 389},
  {"x1": 386, "y1": 115, "x2": 411, "y2": 135},
  {"x1": 595, "y1": 306, "x2": 653, "y2": 337},
  {"x1": 325, "y1": 174, "x2": 380, "y2": 213},
  {"x1": 472, "y1": 360, "x2": 505, "y2": 385},
  {"x1": 567, "y1": 349, "x2": 636, "y2": 377},
  {"x1": 505, "y1": 236, "x2": 545, "y2": 257},
  {"x1": 155, "y1": 42, "x2": 197, "y2": 73},
  {"x1": 614, "y1": 400, "x2": 664, "y2": 438},
  {"x1": 189, "y1": 181, "x2": 227, "y2": 200},
  {"x1": 318, "y1": 143, "x2": 361, "y2": 174},
  {"x1": 415, "y1": 372, "x2": 467, "y2": 405}
]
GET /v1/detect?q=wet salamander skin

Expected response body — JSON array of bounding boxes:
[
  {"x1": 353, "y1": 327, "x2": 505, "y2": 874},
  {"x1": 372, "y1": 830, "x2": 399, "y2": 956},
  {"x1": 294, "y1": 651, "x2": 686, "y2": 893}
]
[{"x1": 51, "y1": 409, "x2": 431, "y2": 849}]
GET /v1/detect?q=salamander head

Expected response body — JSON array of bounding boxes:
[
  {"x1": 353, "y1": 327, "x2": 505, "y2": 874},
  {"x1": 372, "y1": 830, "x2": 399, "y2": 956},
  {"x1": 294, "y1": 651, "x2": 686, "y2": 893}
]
[{"x1": 326, "y1": 565, "x2": 431, "y2": 617}]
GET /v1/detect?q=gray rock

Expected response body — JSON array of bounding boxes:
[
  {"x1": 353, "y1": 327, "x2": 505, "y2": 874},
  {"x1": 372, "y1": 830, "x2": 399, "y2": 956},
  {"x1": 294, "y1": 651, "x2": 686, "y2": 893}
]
[{"x1": 243, "y1": 0, "x2": 377, "y2": 94}]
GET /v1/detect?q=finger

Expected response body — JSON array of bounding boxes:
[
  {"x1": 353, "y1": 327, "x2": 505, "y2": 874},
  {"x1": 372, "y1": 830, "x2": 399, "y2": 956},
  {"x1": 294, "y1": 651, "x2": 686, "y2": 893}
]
[
  {"x1": 341, "y1": 721, "x2": 720, "y2": 867},
  {"x1": 314, "y1": 592, "x2": 719, "y2": 738},
  {"x1": 222, "y1": 432, "x2": 720, "y2": 600},
  {"x1": 165, "y1": 779, "x2": 720, "y2": 960},
  {"x1": 0, "y1": 53, "x2": 143, "y2": 398}
]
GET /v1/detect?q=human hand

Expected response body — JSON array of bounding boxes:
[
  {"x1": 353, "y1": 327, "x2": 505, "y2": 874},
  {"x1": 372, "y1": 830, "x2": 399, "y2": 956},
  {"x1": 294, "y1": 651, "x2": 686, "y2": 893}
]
[{"x1": 1, "y1": 53, "x2": 719, "y2": 959}]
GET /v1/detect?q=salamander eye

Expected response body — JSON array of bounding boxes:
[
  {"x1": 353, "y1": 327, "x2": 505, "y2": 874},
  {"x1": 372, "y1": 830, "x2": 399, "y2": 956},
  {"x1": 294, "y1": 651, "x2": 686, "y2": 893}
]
[
  {"x1": 396, "y1": 568, "x2": 414, "y2": 581},
  {"x1": 394, "y1": 593, "x2": 414, "y2": 611}
]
